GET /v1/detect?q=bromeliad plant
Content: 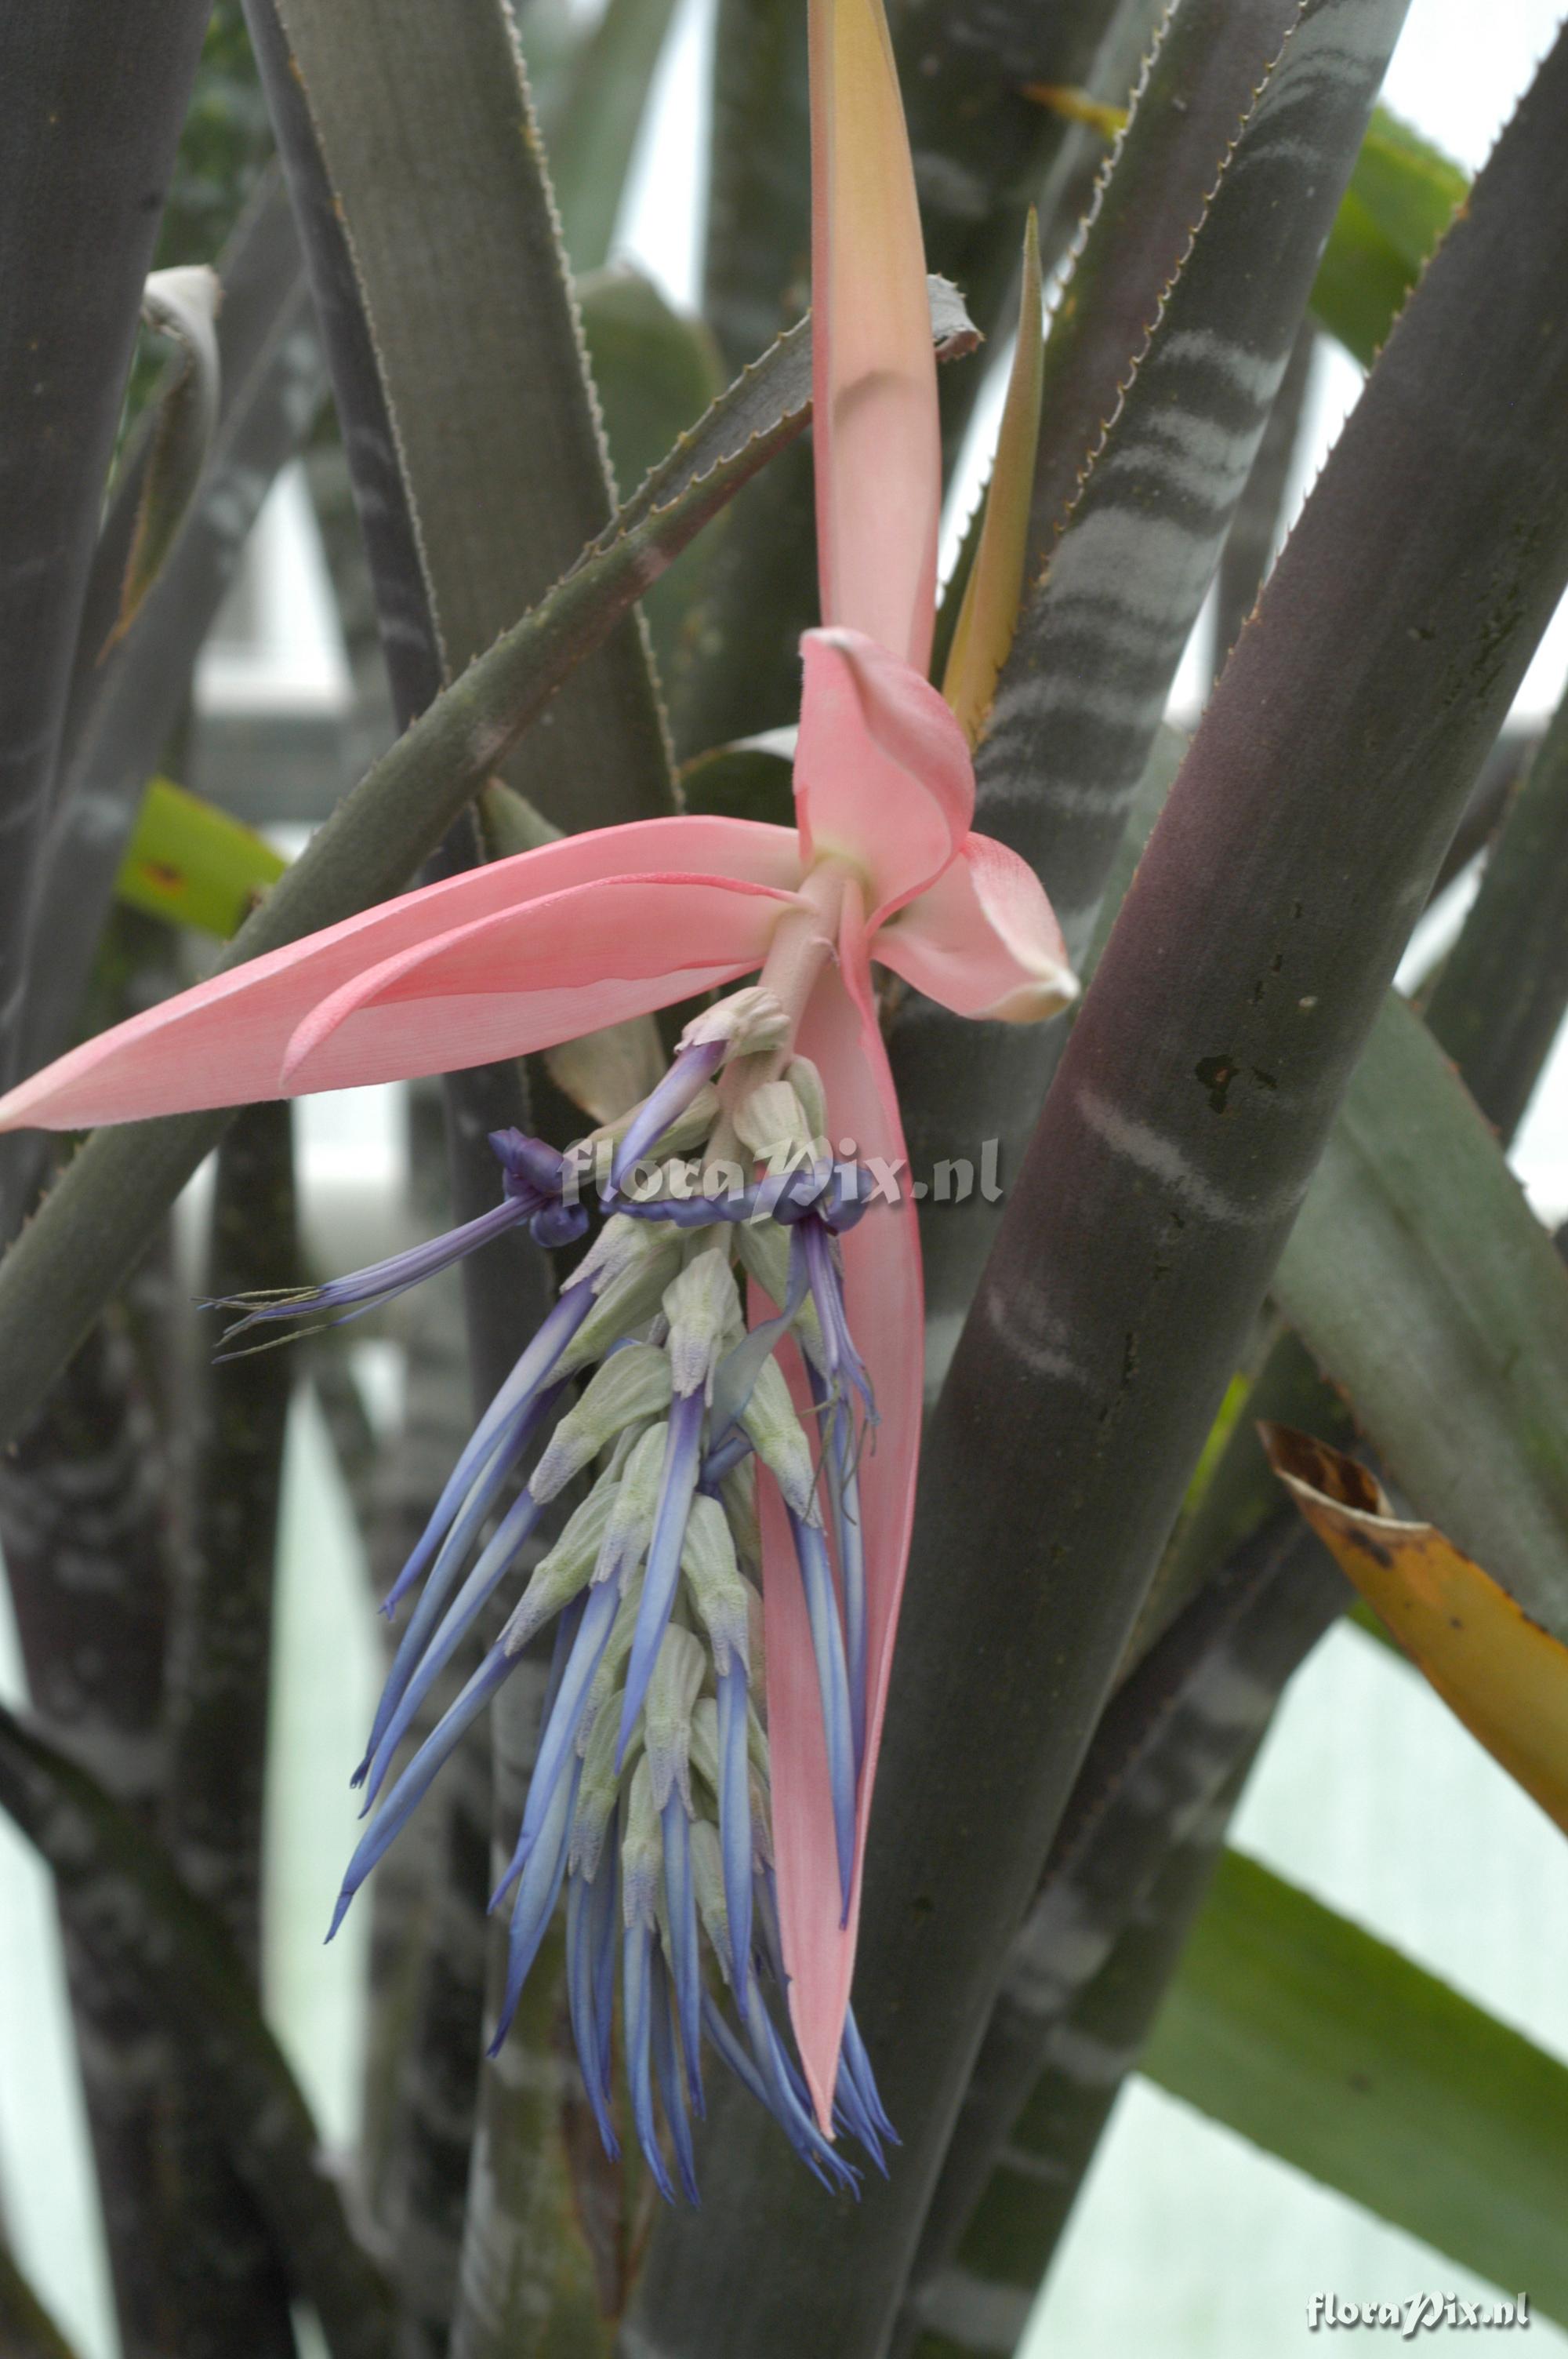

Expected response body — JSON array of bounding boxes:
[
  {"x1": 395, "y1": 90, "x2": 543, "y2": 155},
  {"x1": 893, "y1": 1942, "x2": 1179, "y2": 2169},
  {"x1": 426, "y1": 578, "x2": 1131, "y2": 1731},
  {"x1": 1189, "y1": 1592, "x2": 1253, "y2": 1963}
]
[
  {"x1": 0, "y1": 0, "x2": 1072, "y2": 2186},
  {"x1": 2, "y1": 1, "x2": 1568, "y2": 2357}
]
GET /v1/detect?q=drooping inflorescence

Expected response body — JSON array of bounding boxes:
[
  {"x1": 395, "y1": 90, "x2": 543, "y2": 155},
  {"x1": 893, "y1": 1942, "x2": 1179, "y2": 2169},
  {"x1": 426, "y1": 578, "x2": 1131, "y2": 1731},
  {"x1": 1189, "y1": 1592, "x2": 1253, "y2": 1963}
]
[{"x1": 216, "y1": 984, "x2": 895, "y2": 2196}]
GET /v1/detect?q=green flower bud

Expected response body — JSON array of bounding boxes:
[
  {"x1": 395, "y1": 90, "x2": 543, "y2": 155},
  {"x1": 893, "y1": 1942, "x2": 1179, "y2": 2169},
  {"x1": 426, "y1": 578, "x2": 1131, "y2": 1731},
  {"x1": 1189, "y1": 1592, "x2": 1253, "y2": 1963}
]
[
  {"x1": 503, "y1": 1474, "x2": 619, "y2": 1655},
  {"x1": 681, "y1": 1494, "x2": 750, "y2": 1677},
  {"x1": 644, "y1": 1625, "x2": 707, "y2": 1811},
  {"x1": 529, "y1": 1343, "x2": 672, "y2": 1502},
  {"x1": 741, "y1": 1354, "x2": 818, "y2": 1520},
  {"x1": 663, "y1": 1246, "x2": 742, "y2": 1398}
]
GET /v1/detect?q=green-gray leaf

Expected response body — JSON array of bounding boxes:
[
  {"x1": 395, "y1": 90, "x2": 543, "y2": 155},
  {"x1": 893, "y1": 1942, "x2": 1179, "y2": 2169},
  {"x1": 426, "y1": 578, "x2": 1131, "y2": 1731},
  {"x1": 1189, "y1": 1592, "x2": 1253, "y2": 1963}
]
[{"x1": 1145, "y1": 1850, "x2": 1568, "y2": 2322}]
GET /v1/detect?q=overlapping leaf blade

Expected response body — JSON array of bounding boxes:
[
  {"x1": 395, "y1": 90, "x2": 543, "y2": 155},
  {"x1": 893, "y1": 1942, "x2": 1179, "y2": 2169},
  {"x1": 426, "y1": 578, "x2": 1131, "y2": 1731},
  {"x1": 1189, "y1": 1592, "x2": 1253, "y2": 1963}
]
[
  {"x1": 1144, "y1": 1852, "x2": 1568, "y2": 2322},
  {"x1": 626, "y1": 26, "x2": 1568, "y2": 2358}
]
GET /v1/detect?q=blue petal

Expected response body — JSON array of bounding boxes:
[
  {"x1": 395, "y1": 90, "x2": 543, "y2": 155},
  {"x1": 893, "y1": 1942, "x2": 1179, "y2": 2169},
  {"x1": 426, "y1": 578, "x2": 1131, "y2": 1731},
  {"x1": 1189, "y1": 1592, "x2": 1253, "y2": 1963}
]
[
  {"x1": 497, "y1": 1573, "x2": 622, "y2": 1896},
  {"x1": 490, "y1": 1754, "x2": 580, "y2": 2051},
  {"x1": 743, "y1": 1973, "x2": 859, "y2": 2195},
  {"x1": 210, "y1": 1195, "x2": 530, "y2": 1349},
  {"x1": 840, "y1": 2007, "x2": 898, "y2": 2151},
  {"x1": 567, "y1": 1860, "x2": 620, "y2": 2159},
  {"x1": 716, "y1": 1663, "x2": 753, "y2": 2012},
  {"x1": 624, "y1": 1918, "x2": 674, "y2": 2203},
  {"x1": 591, "y1": 1826, "x2": 619, "y2": 2107},
  {"x1": 650, "y1": 1952, "x2": 701, "y2": 2205},
  {"x1": 382, "y1": 1284, "x2": 595, "y2": 1615},
  {"x1": 361, "y1": 1481, "x2": 545, "y2": 1806},
  {"x1": 608, "y1": 1036, "x2": 726, "y2": 1194},
  {"x1": 660, "y1": 1795, "x2": 704, "y2": 2117},
  {"x1": 329, "y1": 1643, "x2": 515, "y2": 1937}
]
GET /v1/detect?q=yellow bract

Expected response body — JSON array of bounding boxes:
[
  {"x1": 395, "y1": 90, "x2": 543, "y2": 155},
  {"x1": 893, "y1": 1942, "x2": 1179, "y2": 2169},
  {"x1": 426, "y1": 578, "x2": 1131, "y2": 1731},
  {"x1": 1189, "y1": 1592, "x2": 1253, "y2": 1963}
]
[
  {"x1": 1264, "y1": 1425, "x2": 1568, "y2": 1842},
  {"x1": 942, "y1": 211, "x2": 1044, "y2": 747}
]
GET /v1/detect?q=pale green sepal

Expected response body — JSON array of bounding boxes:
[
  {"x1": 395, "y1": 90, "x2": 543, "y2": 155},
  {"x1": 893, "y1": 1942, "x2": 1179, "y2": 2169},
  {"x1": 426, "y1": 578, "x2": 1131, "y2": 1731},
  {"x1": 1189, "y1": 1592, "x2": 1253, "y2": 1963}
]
[
  {"x1": 741, "y1": 1354, "x2": 818, "y2": 1520},
  {"x1": 595, "y1": 1423, "x2": 668, "y2": 1590},
  {"x1": 644, "y1": 1626, "x2": 708, "y2": 1812},
  {"x1": 622, "y1": 1758, "x2": 662, "y2": 1928},
  {"x1": 529, "y1": 1343, "x2": 673, "y2": 1502},
  {"x1": 784, "y1": 1056, "x2": 827, "y2": 1145},
  {"x1": 731, "y1": 1079, "x2": 815, "y2": 1165},
  {"x1": 681, "y1": 1495, "x2": 750, "y2": 1675},
  {"x1": 690, "y1": 1819, "x2": 733, "y2": 1982},
  {"x1": 663, "y1": 1247, "x2": 744, "y2": 1397},
  {"x1": 503, "y1": 1478, "x2": 619, "y2": 1656},
  {"x1": 569, "y1": 1684, "x2": 643, "y2": 1881},
  {"x1": 559, "y1": 1227, "x2": 684, "y2": 1375}
]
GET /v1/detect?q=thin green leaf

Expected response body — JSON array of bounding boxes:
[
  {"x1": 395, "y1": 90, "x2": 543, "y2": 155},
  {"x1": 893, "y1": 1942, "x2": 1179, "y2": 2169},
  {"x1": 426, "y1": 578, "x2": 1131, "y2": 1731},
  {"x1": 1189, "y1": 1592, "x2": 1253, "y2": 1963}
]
[
  {"x1": 0, "y1": 1702, "x2": 394, "y2": 2359},
  {"x1": 548, "y1": 0, "x2": 683, "y2": 275},
  {"x1": 269, "y1": 0, "x2": 673, "y2": 834},
  {"x1": 0, "y1": 0, "x2": 212, "y2": 1115},
  {"x1": 115, "y1": 776, "x2": 287, "y2": 938},
  {"x1": 892, "y1": 0, "x2": 1326, "y2": 1363},
  {"x1": 1145, "y1": 1851, "x2": 1568, "y2": 2321},
  {"x1": 1312, "y1": 106, "x2": 1467, "y2": 365},
  {"x1": 702, "y1": 0, "x2": 813, "y2": 376},
  {"x1": 20, "y1": 167, "x2": 323, "y2": 1104},
  {"x1": 579, "y1": 265, "x2": 727, "y2": 689},
  {"x1": 1424, "y1": 682, "x2": 1568, "y2": 1140},
  {"x1": 1273, "y1": 994, "x2": 1568, "y2": 1637}
]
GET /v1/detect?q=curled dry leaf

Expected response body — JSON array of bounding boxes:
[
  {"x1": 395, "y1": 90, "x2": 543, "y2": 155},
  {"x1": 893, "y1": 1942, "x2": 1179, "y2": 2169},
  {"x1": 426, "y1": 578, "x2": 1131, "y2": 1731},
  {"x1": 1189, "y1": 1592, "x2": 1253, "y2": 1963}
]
[
  {"x1": 114, "y1": 264, "x2": 223, "y2": 642},
  {"x1": 1262, "y1": 1423, "x2": 1568, "y2": 1841}
]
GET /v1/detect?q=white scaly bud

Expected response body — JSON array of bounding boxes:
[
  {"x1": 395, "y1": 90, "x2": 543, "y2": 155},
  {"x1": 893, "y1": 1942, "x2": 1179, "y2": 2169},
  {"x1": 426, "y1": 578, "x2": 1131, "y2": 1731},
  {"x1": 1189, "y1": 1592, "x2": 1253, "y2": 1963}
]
[
  {"x1": 731, "y1": 1079, "x2": 814, "y2": 1166},
  {"x1": 678, "y1": 986, "x2": 789, "y2": 1061},
  {"x1": 528, "y1": 1344, "x2": 672, "y2": 1503},
  {"x1": 740, "y1": 1354, "x2": 818, "y2": 1520},
  {"x1": 595, "y1": 1422, "x2": 666, "y2": 1589},
  {"x1": 644, "y1": 1625, "x2": 706, "y2": 1812},
  {"x1": 689, "y1": 1819, "x2": 733, "y2": 1982},
  {"x1": 502, "y1": 1476, "x2": 619, "y2": 1655},
  {"x1": 662, "y1": 1247, "x2": 742, "y2": 1399},
  {"x1": 734, "y1": 1219, "x2": 826, "y2": 1369},
  {"x1": 622, "y1": 1758, "x2": 662, "y2": 1928},
  {"x1": 680, "y1": 1495, "x2": 750, "y2": 1677},
  {"x1": 558, "y1": 1222, "x2": 684, "y2": 1375},
  {"x1": 784, "y1": 1056, "x2": 827, "y2": 1148},
  {"x1": 570, "y1": 1682, "x2": 641, "y2": 1879}
]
